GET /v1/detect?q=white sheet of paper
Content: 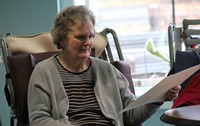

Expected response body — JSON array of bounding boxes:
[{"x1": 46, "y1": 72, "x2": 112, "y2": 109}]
[{"x1": 120, "y1": 64, "x2": 200, "y2": 113}]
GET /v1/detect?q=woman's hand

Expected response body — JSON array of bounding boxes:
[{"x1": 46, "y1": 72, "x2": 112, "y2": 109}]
[{"x1": 165, "y1": 85, "x2": 181, "y2": 101}]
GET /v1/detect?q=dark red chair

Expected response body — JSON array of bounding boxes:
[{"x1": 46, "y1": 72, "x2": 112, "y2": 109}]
[
  {"x1": 1, "y1": 28, "x2": 137, "y2": 126},
  {"x1": 7, "y1": 51, "x2": 136, "y2": 126}
]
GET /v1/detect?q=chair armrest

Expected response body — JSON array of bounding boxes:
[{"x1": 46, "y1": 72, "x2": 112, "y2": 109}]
[{"x1": 110, "y1": 61, "x2": 135, "y2": 94}]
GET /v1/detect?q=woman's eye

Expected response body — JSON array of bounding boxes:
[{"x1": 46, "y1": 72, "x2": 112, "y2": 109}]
[
  {"x1": 76, "y1": 35, "x2": 94, "y2": 41},
  {"x1": 76, "y1": 35, "x2": 86, "y2": 41},
  {"x1": 89, "y1": 35, "x2": 95, "y2": 39}
]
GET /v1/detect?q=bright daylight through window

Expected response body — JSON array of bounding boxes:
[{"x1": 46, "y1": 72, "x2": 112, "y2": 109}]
[{"x1": 74, "y1": 0, "x2": 200, "y2": 96}]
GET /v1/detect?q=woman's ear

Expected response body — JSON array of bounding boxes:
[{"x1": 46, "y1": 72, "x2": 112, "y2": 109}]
[{"x1": 60, "y1": 40, "x2": 64, "y2": 47}]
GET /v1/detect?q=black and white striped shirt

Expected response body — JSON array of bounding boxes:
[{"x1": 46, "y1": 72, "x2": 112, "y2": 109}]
[{"x1": 55, "y1": 57, "x2": 113, "y2": 126}]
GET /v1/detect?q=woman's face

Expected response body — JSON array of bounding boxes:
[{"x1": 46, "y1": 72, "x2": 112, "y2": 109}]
[{"x1": 62, "y1": 19, "x2": 95, "y2": 60}]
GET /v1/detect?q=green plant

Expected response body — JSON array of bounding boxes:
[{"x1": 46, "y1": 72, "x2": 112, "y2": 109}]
[{"x1": 145, "y1": 38, "x2": 169, "y2": 63}]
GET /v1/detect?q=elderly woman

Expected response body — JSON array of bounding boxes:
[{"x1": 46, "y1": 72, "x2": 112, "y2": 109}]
[{"x1": 27, "y1": 5, "x2": 180, "y2": 126}]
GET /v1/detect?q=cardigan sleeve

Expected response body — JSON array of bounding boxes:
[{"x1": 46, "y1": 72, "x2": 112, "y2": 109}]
[
  {"x1": 27, "y1": 60, "x2": 73, "y2": 126},
  {"x1": 114, "y1": 67, "x2": 161, "y2": 125}
]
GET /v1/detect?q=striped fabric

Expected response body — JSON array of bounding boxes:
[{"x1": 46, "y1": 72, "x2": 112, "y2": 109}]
[{"x1": 55, "y1": 57, "x2": 113, "y2": 126}]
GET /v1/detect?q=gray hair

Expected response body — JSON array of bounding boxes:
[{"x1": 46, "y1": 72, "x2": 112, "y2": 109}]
[{"x1": 50, "y1": 5, "x2": 96, "y2": 49}]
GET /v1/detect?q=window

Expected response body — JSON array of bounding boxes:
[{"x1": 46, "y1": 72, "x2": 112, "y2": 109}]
[
  {"x1": 59, "y1": 0, "x2": 200, "y2": 96},
  {"x1": 87, "y1": 0, "x2": 171, "y2": 96},
  {"x1": 174, "y1": 0, "x2": 200, "y2": 26}
]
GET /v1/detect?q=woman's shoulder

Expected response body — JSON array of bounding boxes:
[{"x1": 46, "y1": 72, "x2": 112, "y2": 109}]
[
  {"x1": 90, "y1": 57, "x2": 112, "y2": 67},
  {"x1": 34, "y1": 56, "x2": 56, "y2": 70},
  {"x1": 90, "y1": 57, "x2": 110, "y2": 64},
  {"x1": 90, "y1": 57, "x2": 116, "y2": 72}
]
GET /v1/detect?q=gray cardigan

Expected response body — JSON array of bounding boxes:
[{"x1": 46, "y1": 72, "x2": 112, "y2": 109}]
[{"x1": 28, "y1": 56, "x2": 161, "y2": 126}]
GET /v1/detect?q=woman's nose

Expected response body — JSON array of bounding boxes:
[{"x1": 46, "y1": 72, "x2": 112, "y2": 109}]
[{"x1": 85, "y1": 37, "x2": 93, "y2": 44}]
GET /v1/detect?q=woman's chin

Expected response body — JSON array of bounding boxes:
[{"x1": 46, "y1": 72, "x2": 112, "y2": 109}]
[{"x1": 78, "y1": 54, "x2": 90, "y2": 59}]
